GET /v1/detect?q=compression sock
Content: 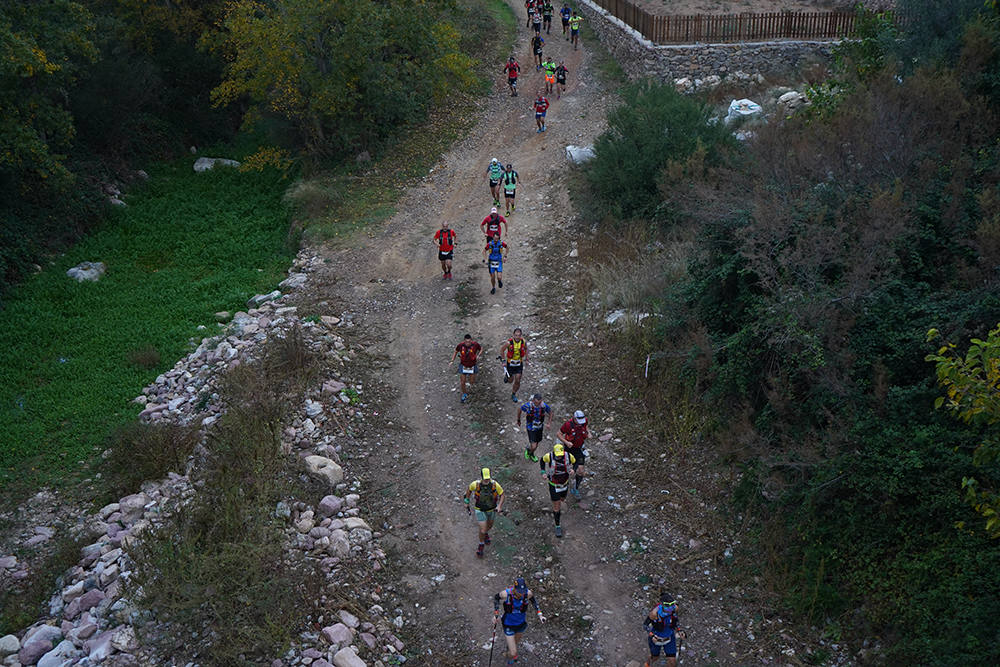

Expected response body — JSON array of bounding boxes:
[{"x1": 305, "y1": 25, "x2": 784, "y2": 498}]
[
  {"x1": 575, "y1": 475, "x2": 582, "y2": 489},
  {"x1": 554, "y1": 511, "x2": 561, "y2": 526}
]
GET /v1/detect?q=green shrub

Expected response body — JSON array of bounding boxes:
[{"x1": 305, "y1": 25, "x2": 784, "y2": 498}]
[
  {"x1": 104, "y1": 422, "x2": 199, "y2": 499},
  {"x1": 585, "y1": 80, "x2": 735, "y2": 221}
]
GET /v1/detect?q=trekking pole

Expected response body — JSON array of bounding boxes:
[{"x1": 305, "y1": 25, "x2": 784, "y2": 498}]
[{"x1": 488, "y1": 612, "x2": 498, "y2": 667}]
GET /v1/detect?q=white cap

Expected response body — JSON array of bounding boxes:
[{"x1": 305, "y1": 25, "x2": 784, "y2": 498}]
[
  {"x1": 574, "y1": 410, "x2": 586, "y2": 424},
  {"x1": 491, "y1": 207, "x2": 498, "y2": 214},
  {"x1": 491, "y1": 157, "x2": 499, "y2": 163}
]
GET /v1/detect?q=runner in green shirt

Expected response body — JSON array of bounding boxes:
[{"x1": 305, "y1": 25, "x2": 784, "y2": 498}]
[
  {"x1": 569, "y1": 11, "x2": 583, "y2": 50},
  {"x1": 542, "y1": 59, "x2": 557, "y2": 95}
]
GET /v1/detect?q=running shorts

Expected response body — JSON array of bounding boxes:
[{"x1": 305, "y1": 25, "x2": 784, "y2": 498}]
[
  {"x1": 535, "y1": 111, "x2": 546, "y2": 118},
  {"x1": 460, "y1": 363, "x2": 477, "y2": 375},
  {"x1": 567, "y1": 446, "x2": 585, "y2": 466},
  {"x1": 527, "y1": 428, "x2": 544, "y2": 444},
  {"x1": 557, "y1": 76, "x2": 566, "y2": 84},
  {"x1": 648, "y1": 635, "x2": 677, "y2": 657},
  {"x1": 504, "y1": 190, "x2": 516, "y2": 199},
  {"x1": 548, "y1": 483, "x2": 569, "y2": 501},
  {"x1": 562, "y1": 18, "x2": 570, "y2": 25},
  {"x1": 489, "y1": 260, "x2": 503, "y2": 274},
  {"x1": 490, "y1": 178, "x2": 501, "y2": 187},
  {"x1": 545, "y1": 74, "x2": 555, "y2": 84},
  {"x1": 474, "y1": 508, "x2": 496, "y2": 522},
  {"x1": 503, "y1": 622, "x2": 527, "y2": 636},
  {"x1": 508, "y1": 77, "x2": 517, "y2": 86},
  {"x1": 534, "y1": 47, "x2": 543, "y2": 55},
  {"x1": 438, "y1": 251, "x2": 453, "y2": 261},
  {"x1": 506, "y1": 362, "x2": 522, "y2": 375}
]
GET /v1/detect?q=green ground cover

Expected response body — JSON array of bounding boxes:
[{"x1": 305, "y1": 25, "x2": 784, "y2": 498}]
[{"x1": 0, "y1": 161, "x2": 293, "y2": 490}]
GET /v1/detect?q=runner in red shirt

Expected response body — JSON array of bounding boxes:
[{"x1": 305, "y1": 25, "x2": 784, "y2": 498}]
[
  {"x1": 433, "y1": 221, "x2": 456, "y2": 279},
  {"x1": 533, "y1": 92, "x2": 550, "y2": 133},
  {"x1": 557, "y1": 409, "x2": 590, "y2": 499},
  {"x1": 503, "y1": 56, "x2": 520, "y2": 97},
  {"x1": 451, "y1": 334, "x2": 483, "y2": 403},
  {"x1": 481, "y1": 207, "x2": 508, "y2": 243}
]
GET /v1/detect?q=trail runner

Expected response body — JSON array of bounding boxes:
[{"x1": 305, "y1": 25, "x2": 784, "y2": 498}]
[
  {"x1": 451, "y1": 334, "x2": 482, "y2": 403},
  {"x1": 539, "y1": 443, "x2": 576, "y2": 537},
  {"x1": 531, "y1": 34, "x2": 544, "y2": 70},
  {"x1": 494, "y1": 577, "x2": 546, "y2": 664},
  {"x1": 569, "y1": 11, "x2": 583, "y2": 49},
  {"x1": 504, "y1": 56, "x2": 520, "y2": 97},
  {"x1": 525, "y1": 0, "x2": 536, "y2": 28},
  {"x1": 487, "y1": 158, "x2": 506, "y2": 205},
  {"x1": 542, "y1": 1, "x2": 555, "y2": 34},
  {"x1": 534, "y1": 92, "x2": 550, "y2": 133},
  {"x1": 542, "y1": 58, "x2": 557, "y2": 95},
  {"x1": 502, "y1": 164, "x2": 518, "y2": 215},
  {"x1": 644, "y1": 593, "x2": 686, "y2": 667},
  {"x1": 481, "y1": 206, "x2": 509, "y2": 243},
  {"x1": 433, "y1": 221, "x2": 455, "y2": 279},
  {"x1": 560, "y1": 3, "x2": 572, "y2": 38},
  {"x1": 499, "y1": 327, "x2": 528, "y2": 401},
  {"x1": 517, "y1": 393, "x2": 551, "y2": 462},
  {"x1": 531, "y1": 7, "x2": 542, "y2": 34},
  {"x1": 464, "y1": 468, "x2": 505, "y2": 558},
  {"x1": 483, "y1": 232, "x2": 508, "y2": 295},
  {"x1": 555, "y1": 60, "x2": 569, "y2": 98},
  {"x1": 557, "y1": 409, "x2": 589, "y2": 498}
]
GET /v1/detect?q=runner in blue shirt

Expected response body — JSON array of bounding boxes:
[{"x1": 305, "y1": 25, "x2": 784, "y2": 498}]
[
  {"x1": 517, "y1": 393, "x2": 551, "y2": 461},
  {"x1": 494, "y1": 577, "x2": 546, "y2": 665},
  {"x1": 483, "y1": 232, "x2": 508, "y2": 295},
  {"x1": 560, "y1": 3, "x2": 572, "y2": 39}
]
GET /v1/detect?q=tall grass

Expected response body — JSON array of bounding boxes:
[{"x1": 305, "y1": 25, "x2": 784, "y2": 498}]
[{"x1": 0, "y1": 161, "x2": 293, "y2": 492}]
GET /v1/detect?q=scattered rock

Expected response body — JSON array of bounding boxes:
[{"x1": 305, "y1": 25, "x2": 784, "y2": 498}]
[
  {"x1": 565, "y1": 144, "x2": 596, "y2": 164},
  {"x1": 321, "y1": 623, "x2": 353, "y2": 645},
  {"x1": 304, "y1": 455, "x2": 344, "y2": 487},
  {"x1": 338, "y1": 610, "x2": 360, "y2": 629},
  {"x1": 37, "y1": 639, "x2": 77, "y2": 667},
  {"x1": 247, "y1": 290, "x2": 282, "y2": 307},
  {"x1": 724, "y1": 98, "x2": 763, "y2": 125},
  {"x1": 318, "y1": 495, "x2": 343, "y2": 516},
  {"x1": 193, "y1": 157, "x2": 241, "y2": 172},
  {"x1": 279, "y1": 273, "x2": 308, "y2": 290},
  {"x1": 332, "y1": 646, "x2": 366, "y2": 667},
  {"x1": 0, "y1": 635, "x2": 19, "y2": 657},
  {"x1": 118, "y1": 493, "x2": 148, "y2": 523},
  {"x1": 66, "y1": 262, "x2": 106, "y2": 283}
]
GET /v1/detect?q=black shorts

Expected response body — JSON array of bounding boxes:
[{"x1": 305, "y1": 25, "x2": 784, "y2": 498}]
[
  {"x1": 548, "y1": 483, "x2": 569, "y2": 501},
  {"x1": 557, "y1": 76, "x2": 566, "y2": 85},
  {"x1": 508, "y1": 77, "x2": 517, "y2": 86},
  {"x1": 489, "y1": 178, "x2": 501, "y2": 187},
  {"x1": 544, "y1": 15, "x2": 552, "y2": 24},
  {"x1": 527, "y1": 428, "x2": 544, "y2": 444},
  {"x1": 504, "y1": 190, "x2": 516, "y2": 200},
  {"x1": 506, "y1": 362, "x2": 522, "y2": 375},
  {"x1": 567, "y1": 447, "x2": 585, "y2": 466},
  {"x1": 534, "y1": 48, "x2": 543, "y2": 55},
  {"x1": 438, "y1": 251, "x2": 453, "y2": 261},
  {"x1": 562, "y1": 18, "x2": 570, "y2": 25}
]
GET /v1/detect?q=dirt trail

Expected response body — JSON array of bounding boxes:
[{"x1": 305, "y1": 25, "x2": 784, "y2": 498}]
[{"x1": 308, "y1": 4, "x2": 640, "y2": 664}]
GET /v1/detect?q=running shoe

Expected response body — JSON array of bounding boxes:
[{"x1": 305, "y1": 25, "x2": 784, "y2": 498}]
[
  {"x1": 484, "y1": 533, "x2": 491, "y2": 545},
  {"x1": 524, "y1": 449, "x2": 531, "y2": 461},
  {"x1": 512, "y1": 393, "x2": 518, "y2": 402},
  {"x1": 571, "y1": 487, "x2": 581, "y2": 499},
  {"x1": 476, "y1": 543, "x2": 484, "y2": 558},
  {"x1": 461, "y1": 393, "x2": 468, "y2": 403},
  {"x1": 490, "y1": 287, "x2": 496, "y2": 294},
  {"x1": 498, "y1": 278, "x2": 503, "y2": 288},
  {"x1": 555, "y1": 525, "x2": 563, "y2": 538}
]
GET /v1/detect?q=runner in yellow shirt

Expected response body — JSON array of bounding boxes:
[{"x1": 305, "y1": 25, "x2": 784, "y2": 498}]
[
  {"x1": 463, "y1": 468, "x2": 506, "y2": 558},
  {"x1": 569, "y1": 11, "x2": 583, "y2": 50}
]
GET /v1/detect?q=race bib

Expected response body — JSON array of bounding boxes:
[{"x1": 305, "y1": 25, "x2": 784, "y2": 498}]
[
  {"x1": 490, "y1": 261, "x2": 500, "y2": 269},
  {"x1": 461, "y1": 365, "x2": 476, "y2": 374},
  {"x1": 552, "y1": 483, "x2": 568, "y2": 493}
]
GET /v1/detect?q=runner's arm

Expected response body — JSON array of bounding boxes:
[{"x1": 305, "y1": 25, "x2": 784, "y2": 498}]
[
  {"x1": 556, "y1": 429, "x2": 571, "y2": 446},
  {"x1": 496, "y1": 490, "x2": 505, "y2": 512},
  {"x1": 451, "y1": 348, "x2": 458, "y2": 362}
]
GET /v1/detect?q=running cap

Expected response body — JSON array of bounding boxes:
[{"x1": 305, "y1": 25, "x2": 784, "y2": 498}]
[
  {"x1": 491, "y1": 157, "x2": 499, "y2": 164},
  {"x1": 553, "y1": 443, "x2": 565, "y2": 456},
  {"x1": 481, "y1": 467, "x2": 491, "y2": 480},
  {"x1": 506, "y1": 164, "x2": 513, "y2": 170},
  {"x1": 514, "y1": 577, "x2": 528, "y2": 595},
  {"x1": 491, "y1": 206, "x2": 498, "y2": 214},
  {"x1": 531, "y1": 393, "x2": 543, "y2": 401},
  {"x1": 574, "y1": 410, "x2": 587, "y2": 424}
]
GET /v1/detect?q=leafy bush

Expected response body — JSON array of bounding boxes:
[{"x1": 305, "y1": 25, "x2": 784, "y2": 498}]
[
  {"x1": 104, "y1": 422, "x2": 199, "y2": 499},
  {"x1": 585, "y1": 80, "x2": 735, "y2": 221}
]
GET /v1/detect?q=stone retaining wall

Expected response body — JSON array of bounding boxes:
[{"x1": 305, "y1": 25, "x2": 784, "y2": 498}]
[{"x1": 579, "y1": 0, "x2": 834, "y2": 83}]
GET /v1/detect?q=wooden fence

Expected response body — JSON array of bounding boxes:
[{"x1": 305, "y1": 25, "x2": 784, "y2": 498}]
[{"x1": 589, "y1": 0, "x2": 858, "y2": 44}]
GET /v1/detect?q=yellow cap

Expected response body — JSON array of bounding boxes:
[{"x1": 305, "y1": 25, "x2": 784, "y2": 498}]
[
  {"x1": 481, "y1": 467, "x2": 491, "y2": 480},
  {"x1": 553, "y1": 443, "x2": 565, "y2": 456}
]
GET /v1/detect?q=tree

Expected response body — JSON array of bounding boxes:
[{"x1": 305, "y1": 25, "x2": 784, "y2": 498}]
[
  {"x1": 211, "y1": 0, "x2": 474, "y2": 158},
  {"x1": 927, "y1": 324, "x2": 1000, "y2": 538},
  {"x1": 0, "y1": 0, "x2": 97, "y2": 189}
]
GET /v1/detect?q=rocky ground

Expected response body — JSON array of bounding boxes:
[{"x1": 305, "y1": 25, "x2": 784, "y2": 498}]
[{"x1": 0, "y1": 1, "x2": 864, "y2": 665}]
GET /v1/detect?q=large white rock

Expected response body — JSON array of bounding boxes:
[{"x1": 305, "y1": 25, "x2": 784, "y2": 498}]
[
  {"x1": 332, "y1": 646, "x2": 367, "y2": 667},
  {"x1": 0, "y1": 635, "x2": 18, "y2": 657},
  {"x1": 66, "y1": 262, "x2": 106, "y2": 282},
  {"x1": 724, "y1": 98, "x2": 763, "y2": 125},
  {"x1": 193, "y1": 157, "x2": 241, "y2": 172},
  {"x1": 305, "y1": 455, "x2": 344, "y2": 487},
  {"x1": 565, "y1": 144, "x2": 596, "y2": 164},
  {"x1": 37, "y1": 640, "x2": 77, "y2": 667}
]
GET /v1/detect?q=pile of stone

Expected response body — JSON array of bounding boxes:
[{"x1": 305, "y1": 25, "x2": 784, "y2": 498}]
[{"x1": 1, "y1": 252, "x2": 402, "y2": 667}]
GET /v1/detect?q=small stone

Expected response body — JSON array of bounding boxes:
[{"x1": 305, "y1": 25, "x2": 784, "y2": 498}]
[
  {"x1": 37, "y1": 640, "x2": 76, "y2": 667},
  {"x1": 19, "y1": 639, "x2": 54, "y2": 665},
  {"x1": 0, "y1": 556, "x2": 17, "y2": 569},
  {"x1": 321, "y1": 623, "x2": 353, "y2": 645},
  {"x1": 317, "y1": 495, "x2": 343, "y2": 517},
  {"x1": 343, "y1": 517, "x2": 370, "y2": 532},
  {"x1": 86, "y1": 631, "x2": 114, "y2": 661},
  {"x1": 118, "y1": 493, "x2": 148, "y2": 523},
  {"x1": 62, "y1": 581, "x2": 86, "y2": 603},
  {"x1": 320, "y1": 316, "x2": 341, "y2": 327},
  {"x1": 359, "y1": 633, "x2": 376, "y2": 650},
  {"x1": 304, "y1": 456, "x2": 344, "y2": 487},
  {"x1": 66, "y1": 261, "x2": 106, "y2": 283},
  {"x1": 338, "y1": 610, "x2": 360, "y2": 629},
  {"x1": 332, "y1": 646, "x2": 366, "y2": 667},
  {"x1": 76, "y1": 589, "x2": 105, "y2": 613},
  {"x1": 193, "y1": 157, "x2": 240, "y2": 172},
  {"x1": 0, "y1": 635, "x2": 19, "y2": 657},
  {"x1": 110, "y1": 626, "x2": 136, "y2": 652}
]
